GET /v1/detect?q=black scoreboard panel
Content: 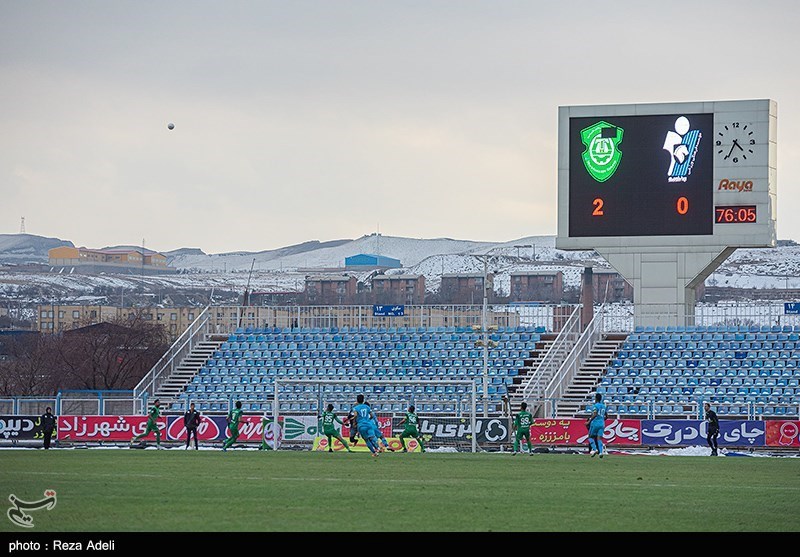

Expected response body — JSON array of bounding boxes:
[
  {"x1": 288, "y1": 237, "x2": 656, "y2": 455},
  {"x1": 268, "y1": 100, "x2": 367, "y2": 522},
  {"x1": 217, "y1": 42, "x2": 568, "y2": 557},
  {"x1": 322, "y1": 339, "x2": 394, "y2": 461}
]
[{"x1": 568, "y1": 113, "x2": 714, "y2": 237}]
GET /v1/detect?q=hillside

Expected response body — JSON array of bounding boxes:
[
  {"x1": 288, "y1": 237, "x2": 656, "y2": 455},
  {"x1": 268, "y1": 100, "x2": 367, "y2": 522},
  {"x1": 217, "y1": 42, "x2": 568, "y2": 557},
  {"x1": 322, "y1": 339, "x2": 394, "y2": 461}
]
[{"x1": 0, "y1": 233, "x2": 798, "y2": 312}]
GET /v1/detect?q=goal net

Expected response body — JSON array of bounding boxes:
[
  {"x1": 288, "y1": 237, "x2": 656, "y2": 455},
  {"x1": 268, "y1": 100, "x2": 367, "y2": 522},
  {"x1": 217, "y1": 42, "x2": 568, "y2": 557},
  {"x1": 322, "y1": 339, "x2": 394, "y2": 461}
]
[{"x1": 267, "y1": 379, "x2": 484, "y2": 452}]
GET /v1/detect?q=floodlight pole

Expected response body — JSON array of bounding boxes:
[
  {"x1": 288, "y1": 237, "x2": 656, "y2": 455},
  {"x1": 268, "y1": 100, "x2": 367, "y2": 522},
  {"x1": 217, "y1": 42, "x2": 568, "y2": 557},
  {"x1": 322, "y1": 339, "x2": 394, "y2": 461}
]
[
  {"x1": 481, "y1": 257, "x2": 489, "y2": 417},
  {"x1": 468, "y1": 252, "x2": 495, "y2": 417}
]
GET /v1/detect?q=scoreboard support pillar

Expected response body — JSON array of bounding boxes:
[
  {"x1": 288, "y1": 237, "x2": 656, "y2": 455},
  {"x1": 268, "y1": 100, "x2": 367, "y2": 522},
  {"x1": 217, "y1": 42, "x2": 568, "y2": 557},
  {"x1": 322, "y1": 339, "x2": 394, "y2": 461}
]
[{"x1": 596, "y1": 246, "x2": 736, "y2": 328}]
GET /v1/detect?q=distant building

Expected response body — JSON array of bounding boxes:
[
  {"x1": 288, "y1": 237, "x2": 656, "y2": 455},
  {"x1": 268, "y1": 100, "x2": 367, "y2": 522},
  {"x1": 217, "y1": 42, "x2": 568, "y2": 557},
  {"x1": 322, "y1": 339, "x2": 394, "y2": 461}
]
[
  {"x1": 371, "y1": 274, "x2": 425, "y2": 305},
  {"x1": 304, "y1": 275, "x2": 358, "y2": 305},
  {"x1": 249, "y1": 291, "x2": 303, "y2": 306},
  {"x1": 345, "y1": 254, "x2": 401, "y2": 269},
  {"x1": 510, "y1": 271, "x2": 564, "y2": 303},
  {"x1": 592, "y1": 269, "x2": 633, "y2": 303},
  {"x1": 37, "y1": 304, "x2": 200, "y2": 338},
  {"x1": 48, "y1": 246, "x2": 175, "y2": 275},
  {"x1": 439, "y1": 273, "x2": 496, "y2": 305}
]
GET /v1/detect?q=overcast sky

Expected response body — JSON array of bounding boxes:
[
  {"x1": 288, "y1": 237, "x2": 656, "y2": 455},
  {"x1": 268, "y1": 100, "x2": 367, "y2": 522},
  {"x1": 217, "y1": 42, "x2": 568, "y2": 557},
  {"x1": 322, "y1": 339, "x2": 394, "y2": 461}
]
[{"x1": 1, "y1": 1, "x2": 798, "y2": 254}]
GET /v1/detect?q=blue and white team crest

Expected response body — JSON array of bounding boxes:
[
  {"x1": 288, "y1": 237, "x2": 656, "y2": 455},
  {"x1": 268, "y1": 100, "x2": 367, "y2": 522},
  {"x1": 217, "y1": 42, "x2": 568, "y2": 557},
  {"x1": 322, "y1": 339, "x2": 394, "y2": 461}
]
[{"x1": 663, "y1": 116, "x2": 702, "y2": 183}]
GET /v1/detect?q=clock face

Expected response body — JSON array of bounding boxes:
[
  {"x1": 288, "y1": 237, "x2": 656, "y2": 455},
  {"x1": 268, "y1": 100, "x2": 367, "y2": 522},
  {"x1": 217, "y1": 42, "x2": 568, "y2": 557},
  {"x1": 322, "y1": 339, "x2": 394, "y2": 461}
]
[{"x1": 716, "y1": 122, "x2": 756, "y2": 164}]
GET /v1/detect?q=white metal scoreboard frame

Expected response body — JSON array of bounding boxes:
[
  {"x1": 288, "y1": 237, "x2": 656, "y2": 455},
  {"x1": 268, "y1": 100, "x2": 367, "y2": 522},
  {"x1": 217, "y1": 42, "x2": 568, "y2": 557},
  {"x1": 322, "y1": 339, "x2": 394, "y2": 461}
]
[{"x1": 556, "y1": 99, "x2": 776, "y2": 251}]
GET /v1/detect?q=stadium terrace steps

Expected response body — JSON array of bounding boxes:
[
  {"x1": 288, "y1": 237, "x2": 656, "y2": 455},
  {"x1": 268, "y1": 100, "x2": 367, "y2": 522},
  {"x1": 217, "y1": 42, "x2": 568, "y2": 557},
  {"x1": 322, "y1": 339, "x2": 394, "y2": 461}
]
[
  {"x1": 556, "y1": 334, "x2": 627, "y2": 417},
  {"x1": 507, "y1": 334, "x2": 558, "y2": 414},
  {"x1": 154, "y1": 334, "x2": 227, "y2": 402}
]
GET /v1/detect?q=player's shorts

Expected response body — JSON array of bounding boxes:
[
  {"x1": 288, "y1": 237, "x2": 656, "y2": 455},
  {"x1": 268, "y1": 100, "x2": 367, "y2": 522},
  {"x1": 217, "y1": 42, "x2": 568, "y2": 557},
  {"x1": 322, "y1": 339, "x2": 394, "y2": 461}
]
[
  {"x1": 357, "y1": 425, "x2": 377, "y2": 439},
  {"x1": 400, "y1": 428, "x2": 419, "y2": 437},
  {"x1": 588, "y1": 422, "x2": 605, "y2": 437}
]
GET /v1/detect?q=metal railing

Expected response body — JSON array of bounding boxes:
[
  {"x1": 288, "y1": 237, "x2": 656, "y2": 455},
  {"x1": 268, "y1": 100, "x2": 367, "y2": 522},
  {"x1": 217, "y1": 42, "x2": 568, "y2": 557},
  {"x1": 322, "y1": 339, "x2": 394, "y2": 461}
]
[
  {"x1": 133, "y1": 305, "x2": 211, "y2": 412},
  {"x1": 203, "y1": 303, "x2": 578, "y2": 335},
  {"x1": 517, "y1": 304, "x2": 582, "y2": 407},
  {"x1": 540, "y1": 309, "x2": 605, "y2": 417},
  {"x1": 0, "y1": 392, "x2": 134, "y2": 416},
  {"x1": 596, "y1": 301, "x2": 800, "y2": 333}
]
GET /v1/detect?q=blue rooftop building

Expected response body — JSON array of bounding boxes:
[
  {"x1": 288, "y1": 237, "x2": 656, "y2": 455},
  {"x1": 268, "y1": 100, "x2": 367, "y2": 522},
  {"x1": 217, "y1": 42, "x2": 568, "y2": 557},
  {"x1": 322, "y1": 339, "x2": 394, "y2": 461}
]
[{"x1": 345, "y1": 253, "x2": 401, "y2": 269}]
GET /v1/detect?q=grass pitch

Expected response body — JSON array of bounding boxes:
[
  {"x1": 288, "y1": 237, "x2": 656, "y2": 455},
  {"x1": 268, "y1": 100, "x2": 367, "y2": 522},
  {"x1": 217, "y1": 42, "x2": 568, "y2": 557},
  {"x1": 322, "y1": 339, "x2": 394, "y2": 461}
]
[{"x1": 1, "y1": 448, "x2": 799, "y2": 532}]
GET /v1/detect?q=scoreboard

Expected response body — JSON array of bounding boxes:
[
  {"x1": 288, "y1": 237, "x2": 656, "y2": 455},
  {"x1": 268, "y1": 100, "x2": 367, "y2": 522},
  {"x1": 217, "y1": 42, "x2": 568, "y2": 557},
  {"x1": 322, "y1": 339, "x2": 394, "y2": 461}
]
[{"x1": 556, "y1": 100, "x2": 776, "y2": 250}]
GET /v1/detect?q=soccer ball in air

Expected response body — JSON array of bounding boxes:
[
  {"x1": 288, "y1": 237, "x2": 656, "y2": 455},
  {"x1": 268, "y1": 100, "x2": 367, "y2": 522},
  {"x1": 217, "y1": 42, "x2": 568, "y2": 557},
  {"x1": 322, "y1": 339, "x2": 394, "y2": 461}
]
[{"x1": 167, "y1": 123, "x2": 175, "y2": 130}]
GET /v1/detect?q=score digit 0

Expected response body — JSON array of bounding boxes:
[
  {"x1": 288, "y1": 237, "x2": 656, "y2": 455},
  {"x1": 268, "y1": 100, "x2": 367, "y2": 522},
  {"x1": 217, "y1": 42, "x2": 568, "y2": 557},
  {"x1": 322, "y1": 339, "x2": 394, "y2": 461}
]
[{"x1": 676, "y1": 196, "x2": 689, "y2": 215}]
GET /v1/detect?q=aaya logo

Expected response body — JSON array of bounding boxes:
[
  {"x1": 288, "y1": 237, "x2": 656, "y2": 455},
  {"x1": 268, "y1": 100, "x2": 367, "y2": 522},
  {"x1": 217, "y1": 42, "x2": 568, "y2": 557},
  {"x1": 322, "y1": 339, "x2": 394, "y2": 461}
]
[
  {"x1": 580, "y1": 121, "x2": 624, "y2": 182},
  {"x1": 167, "y1": 417, "x2": 220, "y2": 441},
  {"x1": 718, "y1": 179, "x2": 753, "y2": 192}
]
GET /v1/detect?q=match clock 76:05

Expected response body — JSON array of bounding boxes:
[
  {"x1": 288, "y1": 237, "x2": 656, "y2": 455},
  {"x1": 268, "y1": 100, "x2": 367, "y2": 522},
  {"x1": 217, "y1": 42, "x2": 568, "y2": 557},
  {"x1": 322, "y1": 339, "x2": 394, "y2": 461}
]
[{"x1": 714, "y1": 205, "x2": 756, "y2": 224}]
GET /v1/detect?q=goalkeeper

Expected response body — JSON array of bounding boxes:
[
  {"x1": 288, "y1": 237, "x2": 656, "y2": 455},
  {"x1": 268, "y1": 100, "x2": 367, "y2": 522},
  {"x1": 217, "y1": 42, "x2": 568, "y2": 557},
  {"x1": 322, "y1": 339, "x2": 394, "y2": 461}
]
[
  {"x1": 512, "y1": 401, "x2": 533, "y2": 455},
  {"x1": 320, "y1": 403, "x2": 353, "y2": 452},
  {"x1": 345, "y1": 409, "x2": 359, "y2": 446},
  {"x1": 398, "y1": 405, "x2": 425, "y2": 453}
]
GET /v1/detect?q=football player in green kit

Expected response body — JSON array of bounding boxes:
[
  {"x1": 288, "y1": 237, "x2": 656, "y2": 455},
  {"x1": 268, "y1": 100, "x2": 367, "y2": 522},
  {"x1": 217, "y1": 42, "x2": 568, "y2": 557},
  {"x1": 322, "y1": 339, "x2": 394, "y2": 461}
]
[
  {"x1": 513, "y1": 401, "x2": 533, "y2": 455},
  {"x1": 222, "y1": 400, "x2": 243, "y2": 452},
  {"x1": 398, "y1": 405, "x2": 425, "y2": 453},
  {"x1": 320, "y1": 403, "x2": 353, "y2": 452},
  {"x1": 131, "y1": 398, "x2": 163, "y2": 449}
]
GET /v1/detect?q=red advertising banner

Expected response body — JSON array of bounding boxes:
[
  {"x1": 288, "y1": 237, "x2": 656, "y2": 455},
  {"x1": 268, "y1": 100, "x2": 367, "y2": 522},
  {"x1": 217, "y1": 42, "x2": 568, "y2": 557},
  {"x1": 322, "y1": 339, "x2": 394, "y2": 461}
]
[
  {"x1": 764, "y1": 420, "x2": 800, "y2": 447},
  {"x1": 529, "y1": 418, "x2": 642, "y2": 446},
  {"x1": 58, "y1": 415, "x2": 167, "y2": 442},
  {"x1": 227, "y1": 415, "x2": 269, "y2": 442},
  {"x1": 166, "y1": 415, "x2": 225, "y2": 441}
]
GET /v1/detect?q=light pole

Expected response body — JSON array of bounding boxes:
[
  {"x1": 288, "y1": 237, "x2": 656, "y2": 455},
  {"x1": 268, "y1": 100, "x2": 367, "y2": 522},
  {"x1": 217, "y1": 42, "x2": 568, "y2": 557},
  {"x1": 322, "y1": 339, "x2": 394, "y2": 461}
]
[
  {"x1": 513, "y1": 244, "x2": 534, "y2": 260},
  {"x1": 472, "y1": 254, "x2": 497, "y2": 417}
]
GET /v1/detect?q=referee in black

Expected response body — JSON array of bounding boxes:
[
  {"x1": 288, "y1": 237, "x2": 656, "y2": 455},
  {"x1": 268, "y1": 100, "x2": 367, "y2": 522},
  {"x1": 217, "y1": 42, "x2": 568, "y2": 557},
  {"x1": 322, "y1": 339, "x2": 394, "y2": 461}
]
[
  {"x1": 703, "y1": 402, "x2": 720, "y2": 456},
  {"x1": 40, "y1": 406, "x2": 57, "y2": 449},
  {"x1": 183, "y1": 402, "x2": 201, "y2": 450}
]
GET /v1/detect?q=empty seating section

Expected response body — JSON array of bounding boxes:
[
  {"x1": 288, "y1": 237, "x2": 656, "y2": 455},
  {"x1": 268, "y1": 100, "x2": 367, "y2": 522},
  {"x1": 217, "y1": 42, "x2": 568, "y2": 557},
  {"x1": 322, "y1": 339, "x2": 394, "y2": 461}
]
[
  {"x1": 600, "y1": 325, "x2": 800, "y2": 417},
  {"x1": 184, "y1": 325, "x2": 545, "y2": 413}
]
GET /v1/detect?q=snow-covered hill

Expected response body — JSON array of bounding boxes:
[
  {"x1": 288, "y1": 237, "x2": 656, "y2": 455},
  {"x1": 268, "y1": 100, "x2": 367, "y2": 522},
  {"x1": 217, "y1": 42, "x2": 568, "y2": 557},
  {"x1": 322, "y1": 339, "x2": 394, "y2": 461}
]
[
  {"x1": 0, "y1": 233, "x2": 798, "y2": 307},
  {"x1": 0, "y1": 234, "x2": 72, "y2": 263}
]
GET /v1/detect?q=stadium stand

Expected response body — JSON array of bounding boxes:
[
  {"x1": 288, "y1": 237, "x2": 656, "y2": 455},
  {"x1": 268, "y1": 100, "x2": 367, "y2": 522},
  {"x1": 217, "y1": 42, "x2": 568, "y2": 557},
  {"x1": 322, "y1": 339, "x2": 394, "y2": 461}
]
[
  {"x1": 178, "y1": 325, "x2": 546, "y2": 414},
  {"x1": 598, "y1": 324, "x2": 800, "y2": 417}
]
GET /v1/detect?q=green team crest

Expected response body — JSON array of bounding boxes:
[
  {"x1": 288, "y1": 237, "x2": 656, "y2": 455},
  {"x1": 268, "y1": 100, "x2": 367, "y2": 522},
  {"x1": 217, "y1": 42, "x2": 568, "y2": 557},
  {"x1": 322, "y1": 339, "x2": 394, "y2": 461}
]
[{"x1": 580, "y1": 121, "x2": 624, "y2": 182}]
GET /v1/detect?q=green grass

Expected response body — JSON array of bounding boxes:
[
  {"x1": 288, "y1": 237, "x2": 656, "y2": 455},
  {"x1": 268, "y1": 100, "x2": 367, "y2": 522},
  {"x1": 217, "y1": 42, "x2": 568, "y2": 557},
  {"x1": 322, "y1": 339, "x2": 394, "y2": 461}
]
[{"x1": 1, "y1": 449, "x2": 799, "y2": 532}]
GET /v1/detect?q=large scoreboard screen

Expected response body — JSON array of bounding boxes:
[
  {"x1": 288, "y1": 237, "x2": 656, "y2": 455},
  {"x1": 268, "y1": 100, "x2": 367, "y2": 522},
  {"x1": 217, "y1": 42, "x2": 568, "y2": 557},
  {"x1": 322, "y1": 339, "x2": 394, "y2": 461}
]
[
  {"x1": 557, "y1": 99, "x2": 776, "y2": 251},
  {"x1": 568, "y1": 113, "x2": 714, "y2": 237}
]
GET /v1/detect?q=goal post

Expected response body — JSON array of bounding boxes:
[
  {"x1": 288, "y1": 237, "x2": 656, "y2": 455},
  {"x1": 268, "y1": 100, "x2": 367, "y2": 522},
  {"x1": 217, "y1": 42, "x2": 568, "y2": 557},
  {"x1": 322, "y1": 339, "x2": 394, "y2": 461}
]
[{"x1": 270, "y1": 378, "x2": 479, "y2": 452}]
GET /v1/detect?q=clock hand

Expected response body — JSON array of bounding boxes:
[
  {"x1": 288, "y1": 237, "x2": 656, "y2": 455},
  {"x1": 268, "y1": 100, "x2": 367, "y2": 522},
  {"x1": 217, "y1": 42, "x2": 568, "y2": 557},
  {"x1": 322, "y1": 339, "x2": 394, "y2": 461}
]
[
  {"x1": 733, "y1": 139, "x2": 744, "y2": 152},
  {"x1": 725, "y1": 143, "x2": 736, "y2": 160}
]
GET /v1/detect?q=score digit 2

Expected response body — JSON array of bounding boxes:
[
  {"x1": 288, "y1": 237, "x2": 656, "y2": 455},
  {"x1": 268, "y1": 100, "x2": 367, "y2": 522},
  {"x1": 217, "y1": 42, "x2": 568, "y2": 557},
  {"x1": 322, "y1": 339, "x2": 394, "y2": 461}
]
[{"x1": 593, "y1": 198, "x2": 604, "y2": 216}]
